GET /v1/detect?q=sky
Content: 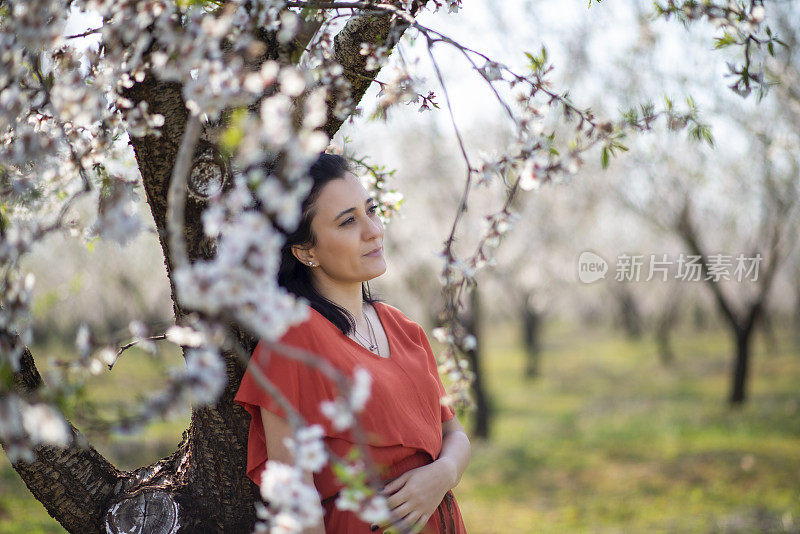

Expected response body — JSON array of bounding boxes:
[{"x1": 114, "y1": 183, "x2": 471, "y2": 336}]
[
  {"x1": 38, "y1": 0, "x2": 797, "y2": 328},
  {"x1": 62, "y1": 0, "x2": 764, "y2": 151}
]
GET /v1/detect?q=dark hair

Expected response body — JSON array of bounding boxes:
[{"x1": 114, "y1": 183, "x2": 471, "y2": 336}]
[{"x1": 277, "y1": 152, "x2": 383, "y2": 335}]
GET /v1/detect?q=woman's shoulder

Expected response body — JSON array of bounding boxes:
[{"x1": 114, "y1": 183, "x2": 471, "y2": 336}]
[
  {"x1": 375, "y1": 301, "x2": 424, "y2": 335},
  {"x1": 273, "y1": 300, "x2": 426, "y2": 343},
  {"x1": 270, "y1": 304, "x2": 331, "y2": 345}
]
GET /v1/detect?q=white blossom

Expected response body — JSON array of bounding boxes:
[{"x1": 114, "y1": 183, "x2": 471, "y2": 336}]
[
  {"x1": 480, "y1": 60, "x2": 504, "y2": 82},
  {"x1": 349, "y1": 366, "x2": 372, "y2": 413},
  {"x1": 302, "y1": 87, "x2": 328, "y2": 130},
  {"x1": 335, "y1": 487, "x2": 366, "y2": 512},
  {"x1": 165, "y1": 326, "x2": 206, "y2": 348},
  {"x1": 75, "y1": 324, "x2": 91, "y2": 358},
  {"x1": 201, "y1": 203, "x2": 227, "y2": 238},
  {"x1": 271, "y1": 512, "x2": 302, "y2": 534},
  {"x1": 89, "y1": 179, "x2": 143, "y2": 247},
  {"x1": 358, "y1": 494, "x2": 391, "y2": 525},
  {"x1": 279, "y1": 68, "x2": 306, "y2": 98},
  {"x1": 462, "y1": 335, "x2": 477, "y2": 351},
  {"x1": 261, "y1": 461, "x2": 302, "y2": 506},
  {"x1": 260, "y1": 461, "x2": 323, "y2": 530},
  {"x1": 320, "y1": 398, "x2": 355, "y2": 431},
  {"x1": 21, "y1": 402, "x2": 71, "y2": 449},
  {"x1": 518, "y1": 158, "x2": 541, "y2": 191},
  {"x1": 432, "y1": 327, "x2": 453, "y2": 343},
  {"x1": 750, "y1": 6, "x2": 765, "y2": 23},
  {"x1": 277, "y1": 10, "x2": 300, "y2": 44},
  {"x1": 283, "y1": 424, "x2": 328, "y2": 472},
  {"x1": 181, "y1": 347, "x2": 227, "y2": 405},
  {"x1": 97, "y1": 347, "x2": 117, "y2": 366}
]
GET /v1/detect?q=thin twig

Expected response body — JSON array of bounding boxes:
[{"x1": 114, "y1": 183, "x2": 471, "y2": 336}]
[
  {"x1": 64, "y1": 27, "x2": 102, "y2": 40},
  {"x1": 108, "y1": 334, "x2": 167, "y2": 370}
]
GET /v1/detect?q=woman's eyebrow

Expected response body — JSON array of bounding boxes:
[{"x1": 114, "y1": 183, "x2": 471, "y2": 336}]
[{"x1": 333, "y1": 198, "x2": 378, "y2": 221}]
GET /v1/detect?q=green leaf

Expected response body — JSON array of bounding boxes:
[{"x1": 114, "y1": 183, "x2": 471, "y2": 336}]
[
  {"x1": 524, "y1": 46, "x2": 548, "y2": 72},
  {"x1": 713, "y1": 31, "x2": 737, "y2": 49},
  {"x1": 601, "y1": 146, "x2": 610, "y2": 169},
  {"x1": 220, "y1": 107, "x2": 247, "y2": 156},
  {"x1": 612, "y1": 141, "x2": 629, "y2": 152},
  {"x1": 331, "y1": 462, "x2": 349, "y2": 482},
  {"x1": 368, "y1": 105, "x2": 389, "y2": 122}
]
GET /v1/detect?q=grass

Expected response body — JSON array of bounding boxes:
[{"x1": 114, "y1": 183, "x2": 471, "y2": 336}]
[
  {"x1": 0, "y1": 342, "x2": 190, "y2": 533},
  {"x1": 2, "y1": 323, "x2": 799, "y2": 533},
  {"x1": 453, "y1": 321, "x2": 800, "y2": 533}
]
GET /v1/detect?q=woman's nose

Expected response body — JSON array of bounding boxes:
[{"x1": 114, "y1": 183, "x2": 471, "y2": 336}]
[{"x1": 365, "y1": 215, "x2": 383, "y2": 238}]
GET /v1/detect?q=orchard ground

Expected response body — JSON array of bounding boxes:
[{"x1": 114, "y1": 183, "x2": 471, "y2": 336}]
[{"x1": 2, "y1": 321, "x2": 799, "y2": 533}]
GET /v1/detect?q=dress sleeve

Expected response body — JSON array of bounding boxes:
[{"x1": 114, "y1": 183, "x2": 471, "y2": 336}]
[
  {"x1": 234, "y1": 339, "x2": 302, "y2": 421},
  {"x1": 417, "y1": 324, "x2": 456, "y2": 423},
  {"x1": 234, "y1": 337, "x2": 322, "y2": 486}
]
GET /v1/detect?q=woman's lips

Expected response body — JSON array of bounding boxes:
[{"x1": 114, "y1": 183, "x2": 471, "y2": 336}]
[{"x1": 364, "y1": 246, "x2": 383, "y2": 257}]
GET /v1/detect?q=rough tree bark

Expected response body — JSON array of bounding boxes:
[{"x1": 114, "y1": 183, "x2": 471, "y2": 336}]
[{"x1": 4, "y1": 3, "x2": 425, "y2": 532}]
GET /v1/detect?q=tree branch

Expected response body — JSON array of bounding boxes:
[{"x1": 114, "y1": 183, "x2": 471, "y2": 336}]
[
  {"x1": 323, "y1": 1, "x2": 425, "y2": 137},
  {"x1": 2, "y1": 342, "x2": 122, "y2": 533},
  {"x1": 675, "y1": 198, "x2": 742, "y2": 328}
]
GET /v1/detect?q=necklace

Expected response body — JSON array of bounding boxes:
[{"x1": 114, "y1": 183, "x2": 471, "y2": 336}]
[{"x1": 351, "y1": 307, "x2": 380, "y2": 356}]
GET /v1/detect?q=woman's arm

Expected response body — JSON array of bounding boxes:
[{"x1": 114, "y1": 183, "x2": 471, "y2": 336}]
[
  {"x1": 261, "y1": 408, "x2": 326, "y2": 534},
  {"x1": 434, "y1": 415, "x2": 471, "y2": 489},
  {"x1": 376, "y1": 415, "x2": 471, "y2": 531}
]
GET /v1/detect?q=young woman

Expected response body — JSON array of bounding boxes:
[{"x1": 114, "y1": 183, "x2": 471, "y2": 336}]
[{"x1": 234, "y1": 153, "x2": 471, "y2": 533}]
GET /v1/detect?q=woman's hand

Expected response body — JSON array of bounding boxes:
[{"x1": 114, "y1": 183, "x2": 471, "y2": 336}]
[{"x1": 373, "y1": 460, "x2": 454, "y2": 533}]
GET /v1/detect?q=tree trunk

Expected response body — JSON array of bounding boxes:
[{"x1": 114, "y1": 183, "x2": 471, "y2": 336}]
[
  {"x1": 613, "y1": 287, "x2": 642, "y2": 339},
  {"x1": 730, "y1": 327, "x2": 753, "y2": 405},
  {"x1": 692, "y1": 303, "x2": 707, "y2": 332},
  {"x1": 521, "y1": 297, "x2": 542, "y2": 378},
  {"x1": 462, "y1": 286, "x2": 491, "y2": 440},
  {"x1": 758, "y1": 307, "x2": 778, "y2": 355},
  {"x1": 676, "y1": 200, "x2": 784, "y2": 406},
  {"x1": 794, "y1": 282, "x2": 800, "y2": 348},
  {"x1": 655, "y1": 324, "x2": 675, "y2": 366},
  {"x1": 5, "y1": 5, "x2": 423, "y2": 532},
  {"x1": 654, "y1": 291, "x2": 681, "y2": 366}
]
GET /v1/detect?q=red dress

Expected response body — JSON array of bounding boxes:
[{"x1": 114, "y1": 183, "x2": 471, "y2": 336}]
[{"x1": 234, "y1": 301, "x2": 468, "y2": 533}]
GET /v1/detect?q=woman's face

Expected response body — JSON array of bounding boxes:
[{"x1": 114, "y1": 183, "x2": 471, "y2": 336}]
[{"x1": 295, "y1": 172, "x2": 386, "y2": 285}]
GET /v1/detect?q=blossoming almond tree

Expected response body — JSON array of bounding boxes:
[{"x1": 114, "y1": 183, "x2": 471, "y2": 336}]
[{"x1": 0, "y1": 0, "x2": 782, "y2": 532}]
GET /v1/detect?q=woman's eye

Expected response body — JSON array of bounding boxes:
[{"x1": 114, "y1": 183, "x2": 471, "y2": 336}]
[{"x1": 340, "y1": 205, "x2": 378, "y2": 226}]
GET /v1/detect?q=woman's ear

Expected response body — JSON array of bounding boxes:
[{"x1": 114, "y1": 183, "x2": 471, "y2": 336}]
[{"x1": 291, "y1": 244, "x2": 314, "y2": 266}]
